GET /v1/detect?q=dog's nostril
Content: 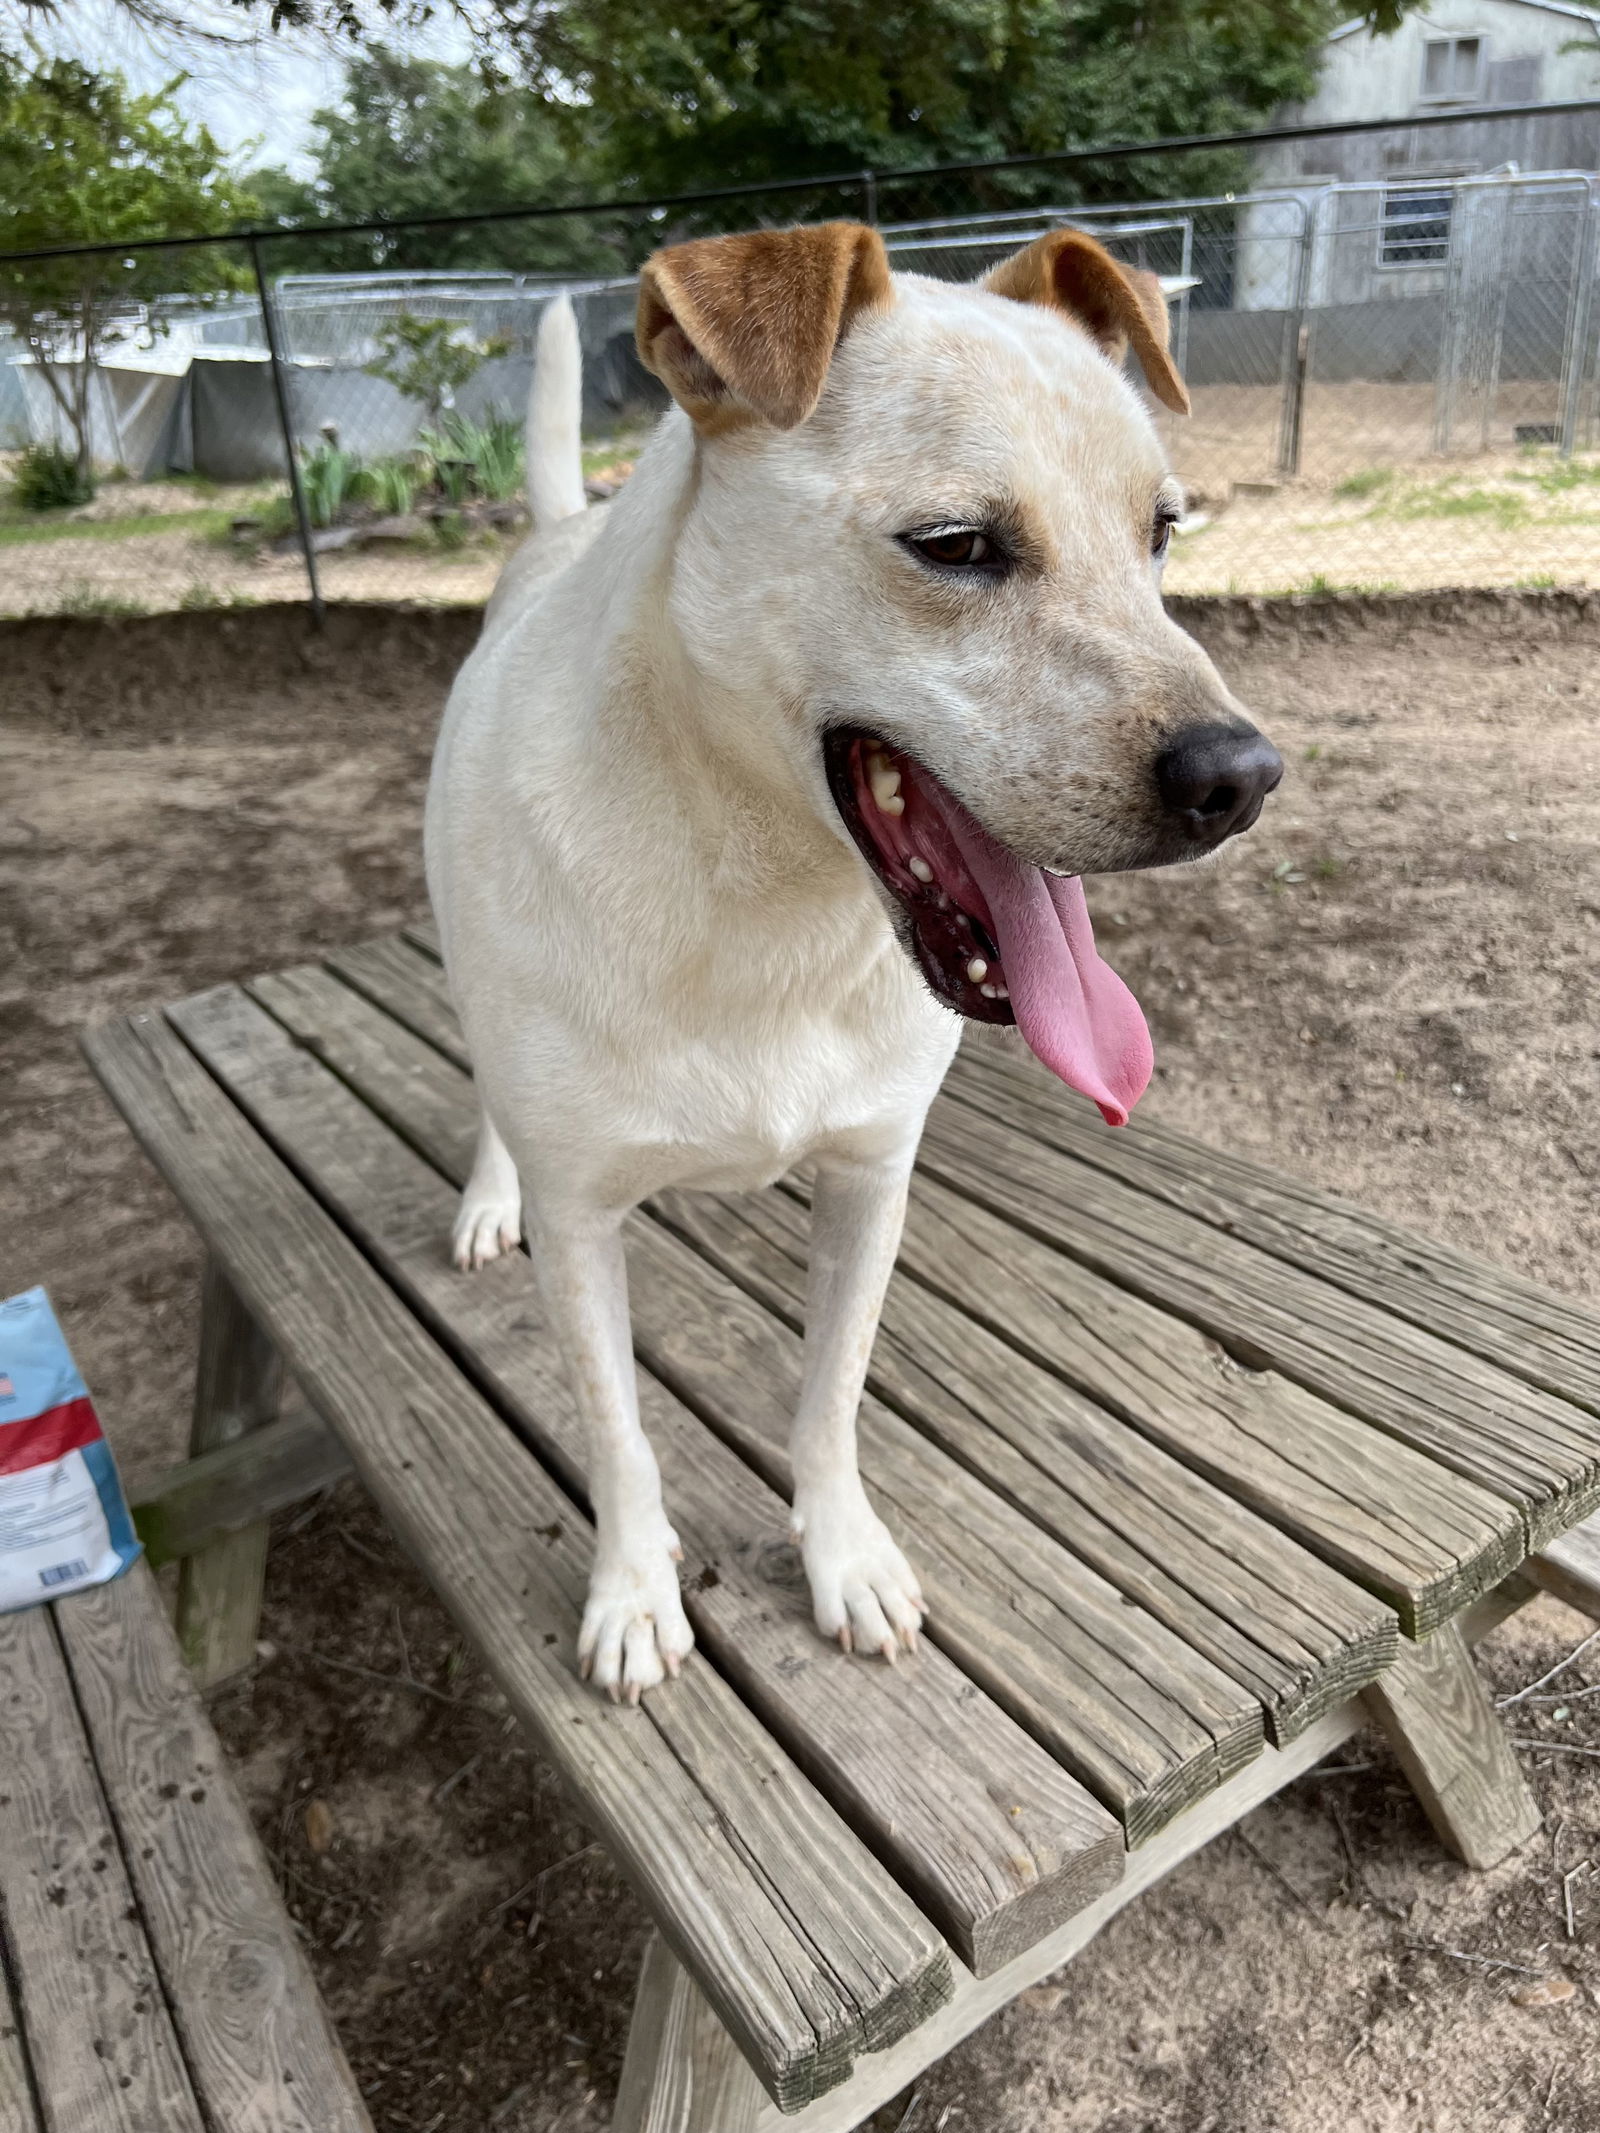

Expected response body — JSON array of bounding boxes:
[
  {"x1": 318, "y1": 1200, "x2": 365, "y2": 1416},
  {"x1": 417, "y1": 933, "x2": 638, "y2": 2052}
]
[{"x1": 1156, "y1": 723, "x2": 1283, "y2": 846}]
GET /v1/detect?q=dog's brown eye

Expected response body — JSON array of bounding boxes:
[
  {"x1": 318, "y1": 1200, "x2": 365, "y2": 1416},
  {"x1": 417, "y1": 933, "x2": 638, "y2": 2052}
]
[
  {"x1": 1152, "y1": 511, "x2": 1178, "y2": 559},
  {"x1": 906, "y1": 527, "x2": 997, "y2": 570}
]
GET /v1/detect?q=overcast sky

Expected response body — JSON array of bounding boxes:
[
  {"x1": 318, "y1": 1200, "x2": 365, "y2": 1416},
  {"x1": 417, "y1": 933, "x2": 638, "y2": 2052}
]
[{"x1": 32, "y1": 0, "x2": 470, "y2": 176}]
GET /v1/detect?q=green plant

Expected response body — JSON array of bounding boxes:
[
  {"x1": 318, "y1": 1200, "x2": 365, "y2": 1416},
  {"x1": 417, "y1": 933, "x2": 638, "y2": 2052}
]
[
  {"x1": 432, "y1": 511, "x2": 470, "y2": 551},
  {"x1": 10, "y1": 440, "x2": 95, "y2": 510},
  {"x1": 297, "y1": 439, "x2": 364, "y2": 528},
  {"x1": 55, "y1": 583, "x2": 149, "y2": 618},
  {"x1": 1334, "y1": 466, "x2": 1392, "y2": 500},
  {"x1": 417, "y1": 409, "x2": 524, "y2": 503},
  {"x1": 357, "y1": 454, "x2": 418, "y2": 515},
  {"x1": 365, "y1": 313, "x2": 510, "y2": 426}
]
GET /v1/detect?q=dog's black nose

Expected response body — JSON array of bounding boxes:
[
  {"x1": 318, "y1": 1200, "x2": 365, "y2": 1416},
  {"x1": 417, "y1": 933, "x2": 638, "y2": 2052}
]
[{"x1": 1155, "y1": 723, "x2": 1284, "y2": 847}]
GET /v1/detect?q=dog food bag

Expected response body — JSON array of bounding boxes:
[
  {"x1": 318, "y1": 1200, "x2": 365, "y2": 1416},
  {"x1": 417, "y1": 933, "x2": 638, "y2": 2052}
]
[{"x1": 0, "y1": 1286, "x2": 140, "y2": 1613}]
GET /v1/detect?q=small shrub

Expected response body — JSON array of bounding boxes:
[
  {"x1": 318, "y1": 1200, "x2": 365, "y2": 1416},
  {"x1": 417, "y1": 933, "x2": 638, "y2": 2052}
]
[
  {"x1": 360, "y1": 455, "x2": 419, "y2": 516},
  {"x1": 11, "y1": 441, "x2": 94, "y2": 511},
  {"x1": 432, "y1": 511, "x2": 470, "y2": 551},
  {"x1": 298, "y1": 439, "x2": 364, "y2": 529}
]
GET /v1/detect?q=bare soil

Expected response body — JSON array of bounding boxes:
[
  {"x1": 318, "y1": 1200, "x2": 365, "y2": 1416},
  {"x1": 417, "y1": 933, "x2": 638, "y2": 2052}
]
[{"x1": 3, "y1": 593, "x2": 1599, "y2": 2133}]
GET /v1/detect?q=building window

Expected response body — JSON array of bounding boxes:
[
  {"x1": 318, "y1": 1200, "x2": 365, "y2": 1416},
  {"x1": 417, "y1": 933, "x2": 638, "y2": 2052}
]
[
  {"x1": 1379, "y1": 187, "x2": 1454, "y2": 265},
  {"x1": 1420, "y1": 35, "x2": 1482, "y2": 101}
]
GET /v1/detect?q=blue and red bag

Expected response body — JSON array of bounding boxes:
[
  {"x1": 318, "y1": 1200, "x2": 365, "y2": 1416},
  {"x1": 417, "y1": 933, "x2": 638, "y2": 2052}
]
[{"x1": 0, "y1": 1287, "x2": 140, "y2": 1613}]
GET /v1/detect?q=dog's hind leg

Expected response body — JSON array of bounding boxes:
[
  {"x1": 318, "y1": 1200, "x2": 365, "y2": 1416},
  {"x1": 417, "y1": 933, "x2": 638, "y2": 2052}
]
[
  {"x1": 452, "y1": 1112, "x2": 525, "y2": 1271},
  {"x1": 534, "y1": 1214, "x2": 693, "y2": 1702},
  {"x1": 789, "y1": 1151, "x2": 926, "y2": 1663}
]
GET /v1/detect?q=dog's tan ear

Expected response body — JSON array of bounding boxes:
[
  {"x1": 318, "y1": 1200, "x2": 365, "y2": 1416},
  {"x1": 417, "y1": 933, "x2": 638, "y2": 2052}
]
[
  {"x1": 985, "y1": 229, "x2": 1189, "y2": 415},
  {"x1": 636, "y1": 222, "x2": 892, "y2": 431}
]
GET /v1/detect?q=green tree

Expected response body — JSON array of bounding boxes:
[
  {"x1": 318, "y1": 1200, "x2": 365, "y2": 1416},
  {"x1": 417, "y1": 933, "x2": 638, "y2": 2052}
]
[
  {"x1": 365, "y1": 312, "x2": 510, "y2": 422},
  {"x1": 0, "y1": 57, "x2": 257, "y2": 488},
  {"x1": 526, "y1": 0, "x2": 1348, "y2": 216},
  {"x1": 248, "y1": 47, "x2": 614, "y2": 275}
]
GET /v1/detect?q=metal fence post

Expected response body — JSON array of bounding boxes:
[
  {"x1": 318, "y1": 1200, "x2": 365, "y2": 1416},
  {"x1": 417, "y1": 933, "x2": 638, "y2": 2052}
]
[
  {"x1": 1276, "y1": 193, "x2": 1317, "y2": 478},
  {"x1": 861, "y1": 170, "x2": 879, "y2": 225},
  {"x1": 1558, "y1": 180, "x2": 1599, "y2": 460},
  {"x1": 249, "y1": 233, "x2": 323, "y2": 624}
]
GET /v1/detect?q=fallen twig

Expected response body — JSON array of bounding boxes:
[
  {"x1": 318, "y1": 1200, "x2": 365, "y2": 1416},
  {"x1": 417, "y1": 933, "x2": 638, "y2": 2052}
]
[
  {"x1": 1497, "y1": 1629, "x2": 1600, "y2": 1710},
  {"x1": 1405, "y1": 1939, "x2": 1544, "y2": 1978},
  {"x1": 1512, "y1": 1737, "x2": 1600, "y2": 1760}
]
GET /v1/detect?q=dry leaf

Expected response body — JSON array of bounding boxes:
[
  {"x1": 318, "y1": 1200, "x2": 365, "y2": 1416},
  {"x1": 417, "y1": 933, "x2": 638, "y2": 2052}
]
[
  {"x1": 1021, "y1": 1985, "x2": 1067, "y2": 2013},
  {"x1": 304, "y1": 1798, "x2": 335, "y2": 1854},
  {"x1": 1511, "y1": 1977, "x2": 1575, "y2": 2008}
]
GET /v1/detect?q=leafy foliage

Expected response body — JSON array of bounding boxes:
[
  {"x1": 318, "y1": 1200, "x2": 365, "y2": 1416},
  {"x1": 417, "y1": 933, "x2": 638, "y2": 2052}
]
[
  {"x1": 248, "y1": 47, "x2": 615, "y2": 274},
  {"x1": 364, "y1": 313, "x2": 510, "y2": 424},
  {"x1": 9, "y1": 440, "x2": 95, "y2": 510},
  {"x1": 0, "y1": 58, "x2": 256, "y2": 482}
]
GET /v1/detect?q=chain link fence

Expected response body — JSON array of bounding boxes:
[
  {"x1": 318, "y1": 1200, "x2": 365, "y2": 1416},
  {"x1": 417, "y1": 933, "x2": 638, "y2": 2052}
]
[{"x1": 3, "y1": 106, "x2": 1597, "y2": 617}]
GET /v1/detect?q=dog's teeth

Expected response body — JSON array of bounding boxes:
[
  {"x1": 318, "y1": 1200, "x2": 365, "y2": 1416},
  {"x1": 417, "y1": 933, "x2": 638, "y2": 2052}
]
[
  {"x1": 869, "y1": 763, "x2": 903, "y2": 815},
  {"x1": 980, "y1": 983, "x2": 999, "y2": 998},
  {"x1": 996, "y1": 984, "x2": 1009, "y2": 1000},
  {"x1": 966, "y1": 957, "x2": 988, "y2": 983},
  {"x1": 907, "y1": 856, "x2": 933, "y2": 883}
]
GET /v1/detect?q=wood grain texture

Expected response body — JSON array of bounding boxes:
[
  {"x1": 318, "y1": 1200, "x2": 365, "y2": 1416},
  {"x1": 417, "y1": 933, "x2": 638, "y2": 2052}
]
[
  {"x1": 176, "y1": 1257, "x2": 283, "y2": 1687},
  {"x1": 1528, "y1": 1510, "x2": 1600, "y2": 1619},
  {"x1": 83, "y1": 1006, "x2": 949, "y2": 2110},
  {"x1": 238, "y1": 963, "x2": 1263, "y2": 1845},
  {"x1": 0, "y1": 1945, "x2": 39, "y2": 2133},
  {"x1": 326, "y1": 935, "x2": 468, "y2": 1068},
  {"x1": 653, "y1": 1180, "x2": 1398, "y2": 1742},
  {"x1": 202, "y1": 970, "x2": 1126, "y2": 1977},
  {"x1": 915, "y1": 1093, "x2": 1596, "y2": 1552},
  {"x1": 1363, "y1": 1620, "x2": 1542, "y2": 1868},
  {"x1": 132, "y1": 1407, "x2": 353, "y2": 1567},
  {"x1": 53, "y1": 1565, "x2": 375, "y2": 2133},
  {"x1": 748, "y1": 1584, "x2": 1537, "y2": 2133},
  {"x1": 951, "y1": 1043, "x2": 1600, "y2": 1418},
  {"x1": 0, "y1": 1602, "x2": 204, "y2": 2133},
  {"x1": 613, "y1": 1935, "x2": 766, "y2": 2133}
]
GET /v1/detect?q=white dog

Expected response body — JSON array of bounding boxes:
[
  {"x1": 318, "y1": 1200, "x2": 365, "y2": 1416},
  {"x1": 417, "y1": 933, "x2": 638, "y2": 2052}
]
[{"x1": 426, "y1": 222, "x2": 1281, "y2": 1702}]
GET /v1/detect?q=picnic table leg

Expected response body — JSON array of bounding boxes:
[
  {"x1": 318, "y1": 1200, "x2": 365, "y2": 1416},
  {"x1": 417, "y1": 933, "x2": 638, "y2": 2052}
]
[
  {"x1": 1363, "y1": 1621, "x2": 1541, "y2": 1869},
  {"x1": 174, "y1": 1255, "x2": 284, "y2": 1689},
  {"x1": 612, "y1": 1934, "x2": 764, "y2": 2133}
]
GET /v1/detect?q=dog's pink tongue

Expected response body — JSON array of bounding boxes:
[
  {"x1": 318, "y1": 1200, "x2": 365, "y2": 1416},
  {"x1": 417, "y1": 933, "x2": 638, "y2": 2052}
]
[{"x1": 945, "y1": 810, "x2": 1153, "y2": 1128}]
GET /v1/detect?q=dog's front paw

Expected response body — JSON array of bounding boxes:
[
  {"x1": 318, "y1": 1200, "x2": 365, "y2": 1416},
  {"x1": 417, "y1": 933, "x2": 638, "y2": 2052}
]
[
  {"x1": 792, "y1": 1487, "x2": 925, "y2": 1662},
  {"x1": 577, "y1": 1529, "x2": 694, "y2": 1705},
  {"x1": 451, "y1": 1186, "x2": 522, "y2": 1271}
]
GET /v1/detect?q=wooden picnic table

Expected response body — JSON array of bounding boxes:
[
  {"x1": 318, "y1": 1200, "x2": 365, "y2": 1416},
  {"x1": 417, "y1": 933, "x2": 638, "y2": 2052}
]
[{"x1": 82, "y1": 926, "x2": 1600, "y2": 2131}]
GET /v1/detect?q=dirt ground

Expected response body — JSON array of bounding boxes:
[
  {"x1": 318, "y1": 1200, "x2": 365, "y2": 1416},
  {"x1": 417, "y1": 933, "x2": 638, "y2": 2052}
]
[{"x1": 3, "y1": 592, "x2": 1600, "y2": 2132}]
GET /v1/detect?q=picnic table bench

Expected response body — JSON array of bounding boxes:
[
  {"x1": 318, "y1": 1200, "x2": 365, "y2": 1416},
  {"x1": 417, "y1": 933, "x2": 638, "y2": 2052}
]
[
  {"x1": 0, "y1": 1560, "x2": 371, "y2": 2133},
  {"x1": 81, "y1": 924, "x2": 1600, "y2": 2131}
]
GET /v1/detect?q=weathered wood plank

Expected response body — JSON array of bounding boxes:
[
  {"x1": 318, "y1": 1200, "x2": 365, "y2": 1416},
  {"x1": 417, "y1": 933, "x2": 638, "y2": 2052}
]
[
  {"x1": 951, "y1": 1043, "x2": 1600, "y2": 1419},
  {"x1": 613, "y1": 1936, "x2": 766, "y2": 2133},
  {"x1": 750, "y1": 1583, "x2": 1538, "y2": 2133},
  {"x1": 0, "y1": 1603, "x2": 205, "y2": 2133},
  {"x1": 241, "y1": 964, "x2": 1265, "y2": 1845},
  {"x1": 1363, "y1": 1620, "x2": 1542, "y2": 1868},
  {"x1": 884, "y1": 1172, "x2": 1516, "y2": 1639},
  {"x1": 194, "y1": 972, "x2": 1127, "y2": 1977},
  {"x1": 133, "y1": 1407, "x2": 353, "y2": 1567},
  {"x1": 326, "y1": 935, "x2": 467, "y2": 1067},
  {"x1": 1528, "y1": 1510, "x2": 1600, "y2": 1619},
  {"x1": 0, "y1": 1943, "x2": 38, "y2": 2133},
  {"x1": 176, "y1": 1257, "x2": 282, "y2": 1687},
  {"x1": 53, "y1": 1565, "x2": 375, "y2": 2133},
  {"x1": 915, "y1": 1091, "x2": 1599, "y2": 1551},
  {"x1": 83, "y1": 1007, "x2": 950, "y2": 2111},
  {"x1": 653, "y1": 1181, "x2": 1398, "y2": 1740},
  {"x1": 403, "y1": 916, "x2": 442, "y2": 960}
]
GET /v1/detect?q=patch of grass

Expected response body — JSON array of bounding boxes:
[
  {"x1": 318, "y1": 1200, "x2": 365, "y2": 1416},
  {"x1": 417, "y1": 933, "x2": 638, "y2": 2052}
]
[
  {"x1": 1334, "y1": 466, "x2": 1392, "y2": 500},
  {"x1": 1517, "y1": 572, "x2": 1559, "y2": 590},
  {"x1": 54, "y1": 584, "x2": 149, "y2": 618},
  {"x1": 0, "y1": 507, "x2": 234, "y2": 547},
  {"x1": 1510, "y1": 453, "x2": 1600, "y2": 495},
  {"x1": 1388, "y1": 483, "x2": 1531, "y2": 526},
  {"x1": 177, "y1": 582, "x2": 259, "y2": 611}
]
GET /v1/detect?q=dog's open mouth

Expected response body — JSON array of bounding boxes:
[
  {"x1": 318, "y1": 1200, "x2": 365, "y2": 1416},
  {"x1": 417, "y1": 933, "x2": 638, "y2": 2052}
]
[{"x1": 824, "y1": 727, "x2": 1153, "y2": 1126}]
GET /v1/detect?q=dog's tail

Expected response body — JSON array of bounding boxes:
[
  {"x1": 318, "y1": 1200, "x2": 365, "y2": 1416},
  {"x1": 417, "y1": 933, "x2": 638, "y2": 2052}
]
[{"x1": 526, "y1": 294, "x2": 587, "y2": 530}]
